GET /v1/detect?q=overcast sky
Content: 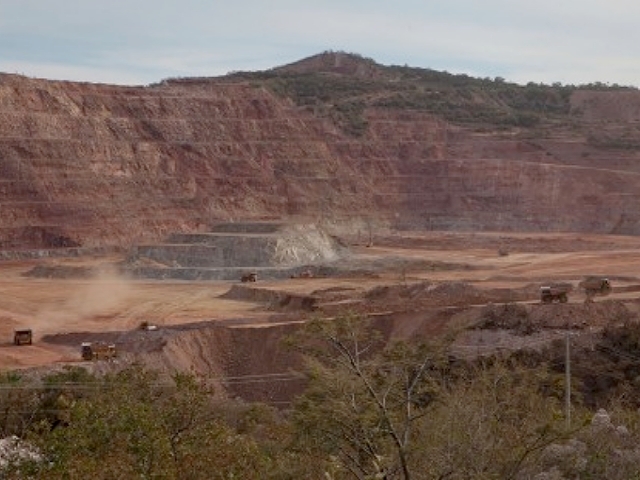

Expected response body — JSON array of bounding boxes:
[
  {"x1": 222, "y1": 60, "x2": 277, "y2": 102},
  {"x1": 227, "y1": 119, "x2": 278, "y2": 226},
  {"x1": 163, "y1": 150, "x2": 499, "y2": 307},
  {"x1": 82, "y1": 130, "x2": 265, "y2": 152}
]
[{"x1": 1, "y1": 0, "x2": 639, "y2": 87}]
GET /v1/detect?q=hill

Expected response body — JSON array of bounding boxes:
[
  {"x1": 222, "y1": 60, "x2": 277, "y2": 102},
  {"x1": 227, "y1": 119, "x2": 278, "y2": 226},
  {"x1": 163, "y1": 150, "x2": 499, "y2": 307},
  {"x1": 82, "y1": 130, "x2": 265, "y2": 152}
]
[{"x1": 2, "y1": 51, "x2": 640, "y2": 250}]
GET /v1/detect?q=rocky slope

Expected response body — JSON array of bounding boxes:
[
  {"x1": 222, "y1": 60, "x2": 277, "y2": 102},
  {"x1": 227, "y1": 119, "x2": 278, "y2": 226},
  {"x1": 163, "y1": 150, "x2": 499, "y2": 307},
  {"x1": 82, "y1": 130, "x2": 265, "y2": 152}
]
[{"x1": 2, "y1": 52, "x2": 640, "y2": 250}]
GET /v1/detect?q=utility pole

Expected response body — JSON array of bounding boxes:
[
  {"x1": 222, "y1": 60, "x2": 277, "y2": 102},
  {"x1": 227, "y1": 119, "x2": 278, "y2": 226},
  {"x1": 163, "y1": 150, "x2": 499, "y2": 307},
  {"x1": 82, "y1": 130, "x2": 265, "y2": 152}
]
[{"x1": 565, "y1": 332, "x2": 571, "y2": 429}]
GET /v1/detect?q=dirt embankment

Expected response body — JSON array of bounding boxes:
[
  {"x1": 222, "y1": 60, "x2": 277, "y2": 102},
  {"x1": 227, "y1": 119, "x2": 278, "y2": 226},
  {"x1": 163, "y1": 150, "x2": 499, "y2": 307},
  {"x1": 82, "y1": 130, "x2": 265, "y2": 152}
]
[
  {"x1": 220, "y1": 285, "x2": 319, "y2": 312},
  {"x1": 44, "y1": 321, "x2": 307, "y2": 404},
  {"x1": 364, "y1": 281, "x2": 539, "y2": 309},
  {"x1": 132, "y1": 298, "x2": 634, "y2": 403}
]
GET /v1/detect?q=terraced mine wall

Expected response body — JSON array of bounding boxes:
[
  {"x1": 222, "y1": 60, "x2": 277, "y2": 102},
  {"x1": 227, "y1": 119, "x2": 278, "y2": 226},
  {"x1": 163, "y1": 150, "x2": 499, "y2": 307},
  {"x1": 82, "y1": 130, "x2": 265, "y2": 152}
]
[
  {"x1": 3, "y1": 65, "x2": 640, "y2": 252},
  {"x1": 135, "y1": 237, "x2": 276, "y2": 268},
  {"x1": 126, "y1": 222, "x2": 345, "y2": 280}
]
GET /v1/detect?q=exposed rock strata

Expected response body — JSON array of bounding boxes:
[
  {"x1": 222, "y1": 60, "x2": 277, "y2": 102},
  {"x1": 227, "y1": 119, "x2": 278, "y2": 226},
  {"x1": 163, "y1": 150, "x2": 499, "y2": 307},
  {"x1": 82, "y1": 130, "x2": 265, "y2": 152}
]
[{"x1": 2, "y1": 58, "x2": 640, "y2": 250}]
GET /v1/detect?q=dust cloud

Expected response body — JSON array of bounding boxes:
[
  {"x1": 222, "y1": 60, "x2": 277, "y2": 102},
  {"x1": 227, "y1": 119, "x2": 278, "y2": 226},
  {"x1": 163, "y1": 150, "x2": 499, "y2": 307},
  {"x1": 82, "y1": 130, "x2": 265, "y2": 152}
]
[{"x1": 33, "y1": 266, "x2": 133, "y2": 338}]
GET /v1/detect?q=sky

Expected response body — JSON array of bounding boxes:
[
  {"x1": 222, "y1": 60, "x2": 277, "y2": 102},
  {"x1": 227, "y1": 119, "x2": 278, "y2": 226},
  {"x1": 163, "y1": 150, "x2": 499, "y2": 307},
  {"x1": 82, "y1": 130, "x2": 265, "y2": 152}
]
[{"x1": 1, "y1": 0, "x2": 639, "y2": 87}]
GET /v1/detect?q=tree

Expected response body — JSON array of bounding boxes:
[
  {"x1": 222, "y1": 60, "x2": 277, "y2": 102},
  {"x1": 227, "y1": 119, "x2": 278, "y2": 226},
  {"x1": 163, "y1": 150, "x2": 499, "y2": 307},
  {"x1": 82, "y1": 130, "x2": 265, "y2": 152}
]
[
  {"x1": 290, "y1": 315, "x2": 575, "y2": 479},
  {"x1": 291, "y1": 314, "x2": 445, "y2": 479},
  {"x1": 32, "y1": 366, "x2": 268, "y2": 479},
  {"x1": 415, "y1": 357, "x2": 570, "y2": 479},
  {"x1": 0, "y1": 372, "x2": 42, "y2": 438}
]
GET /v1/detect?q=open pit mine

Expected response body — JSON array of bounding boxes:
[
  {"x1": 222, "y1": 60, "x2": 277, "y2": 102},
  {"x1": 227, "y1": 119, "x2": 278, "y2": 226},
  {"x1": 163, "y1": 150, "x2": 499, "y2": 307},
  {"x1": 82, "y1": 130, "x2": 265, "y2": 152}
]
[{"x1": 2, "y1": 51, "x2": 640, "y2": 404}]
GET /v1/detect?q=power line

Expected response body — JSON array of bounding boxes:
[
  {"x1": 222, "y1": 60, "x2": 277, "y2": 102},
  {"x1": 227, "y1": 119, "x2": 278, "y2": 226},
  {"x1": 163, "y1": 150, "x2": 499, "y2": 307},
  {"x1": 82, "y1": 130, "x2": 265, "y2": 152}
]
[
  {"x1": 0, "y1": 371, "x2": 306, "y2": 391},
  {"x1": 565, "y1": 332, "x2": 571, "y2": 428}
]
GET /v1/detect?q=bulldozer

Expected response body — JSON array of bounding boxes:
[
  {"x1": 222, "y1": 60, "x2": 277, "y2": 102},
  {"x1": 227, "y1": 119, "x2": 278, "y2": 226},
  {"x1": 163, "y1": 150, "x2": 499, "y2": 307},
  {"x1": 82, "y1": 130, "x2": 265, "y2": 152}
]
[
  {"x1": 13, "y1": 329, "x2": 32, "y2": 346},
  {"x1": 81, "y1": 342, "x2": 117, "y2": 361},
  {"x1": 579, "y1": 276, "x2": 611, "y2": 303}
]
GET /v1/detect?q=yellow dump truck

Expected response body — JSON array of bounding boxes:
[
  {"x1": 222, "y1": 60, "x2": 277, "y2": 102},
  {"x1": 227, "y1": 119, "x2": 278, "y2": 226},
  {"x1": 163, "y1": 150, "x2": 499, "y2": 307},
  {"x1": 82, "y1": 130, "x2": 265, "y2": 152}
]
[
  {"x1": 540, "y1": 283, "x2": 572, "y2": 303},
  {"x1": 579, "y1": 276, "x2": 612, "y2": 302},
  {"x1": 241, "y1": 272, "x2": 258, "y2": 282},
  {"x1": 81, "y1": 342, "x2": 117, "y2": 361}
]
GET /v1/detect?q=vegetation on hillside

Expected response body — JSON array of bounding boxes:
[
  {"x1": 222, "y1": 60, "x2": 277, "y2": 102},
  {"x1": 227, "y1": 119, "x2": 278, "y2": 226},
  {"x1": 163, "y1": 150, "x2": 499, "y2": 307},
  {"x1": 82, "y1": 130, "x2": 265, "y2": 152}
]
[
  {"x1": 222, "y1": 51, "x2": 640, "y2": 138},
  {"x1": 159, "y1": 51, "x2": 639, "y2": 144},
  {"x1": 239, "y1": 69, "x2": 574, "y2": 135},
  {"x1": 2, "y1": 316, "x2": 640, "y2": 478}
]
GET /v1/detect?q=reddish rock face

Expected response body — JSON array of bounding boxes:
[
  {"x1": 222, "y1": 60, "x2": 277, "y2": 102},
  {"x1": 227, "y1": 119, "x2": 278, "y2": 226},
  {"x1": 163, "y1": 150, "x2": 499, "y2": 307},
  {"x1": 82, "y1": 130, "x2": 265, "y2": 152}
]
[{"x1": 1, "y1": 59, "x2": 640, "y2": 250}]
